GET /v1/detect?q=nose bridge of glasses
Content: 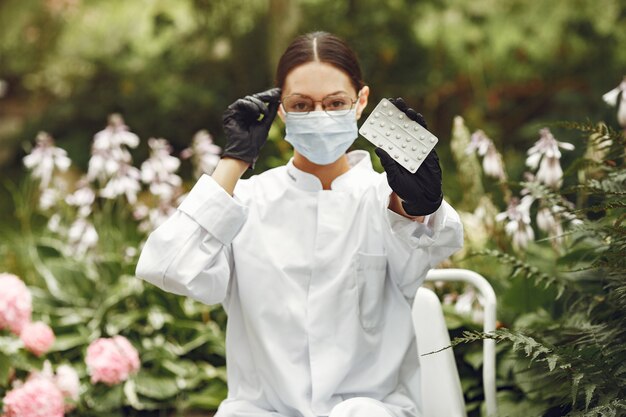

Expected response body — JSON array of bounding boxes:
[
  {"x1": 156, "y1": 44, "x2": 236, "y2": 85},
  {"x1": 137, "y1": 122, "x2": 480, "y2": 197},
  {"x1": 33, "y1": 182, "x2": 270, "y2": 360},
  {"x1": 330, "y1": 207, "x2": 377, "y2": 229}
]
[{"x1": 313, "y1": 100, "x2": 325, "y2": 111}]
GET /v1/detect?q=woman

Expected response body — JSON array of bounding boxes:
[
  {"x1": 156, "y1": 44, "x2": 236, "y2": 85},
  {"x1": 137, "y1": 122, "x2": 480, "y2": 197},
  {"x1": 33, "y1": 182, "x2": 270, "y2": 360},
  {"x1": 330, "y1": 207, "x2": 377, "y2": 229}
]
[{"x1": 136, "y1": 32, "x2": 463, "y2": 417}]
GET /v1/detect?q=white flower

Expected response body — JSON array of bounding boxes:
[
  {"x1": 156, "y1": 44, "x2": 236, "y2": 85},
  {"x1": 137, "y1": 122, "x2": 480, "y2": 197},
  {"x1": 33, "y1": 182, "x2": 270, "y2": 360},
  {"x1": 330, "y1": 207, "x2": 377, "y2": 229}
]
[
  {"x1": 140, "y1": 138, "x2": 182, "y2": 200},
  {"x1": 467, "y1": 130, "x2": 492, "y2": 156},
  {"x1": 482, "y1": 146, "x2": 506, "y2": 180},
  {"x1": 454, "y1": 290, "x2": 475, "y2": 315},
  {"x1": 38, "y1": 187, "x2": 61, "y2": 211},
  {"x1": 93, "y1": 114, "x2": 139, "y2": 150},
  {"x1": 526, "y1": 128, "x2": 574, "y2": 188},
  {"x1": 67, "y1": 217, "x2": 99, "y2": 255},
  {"x1": 47, "y1": 213, "x2": 62, "y2": 233},
  {"x1": 466, "y1": 130, "x2": 506, "y2": 180},
  {"x1": 181, "y1": 130, "x2": 222, "y2": 178},
  {"x1": 100, "y1": 164, "x2": 141, "y2": 204},
  {"x1": 535, "y1": 155, "x2": 564, "y2": 188},
  {"x1": 442, "y1": 293, "x2": 455, "y2": 306},
  {"x1": 87, "y1": 114, "x2": 139, "y2": 183},
  {"x1": 602, "y1": 77, "x2": 626, "y2": 128},
  {"x1": 536, "y1": 206, "x2": 555, "y2": 233},
  {"x1": 23, "y1": 132, "x2": 71, "y2": 189},
  {"x1": 54, "y1": 364, "x2": 80, "y2": 405},
  {"x1": 65, "y1": 179, "x2": 96, "y2": 217},
  {"x1": 496, "y1": 195, "x2": 535, "y2": 250}
]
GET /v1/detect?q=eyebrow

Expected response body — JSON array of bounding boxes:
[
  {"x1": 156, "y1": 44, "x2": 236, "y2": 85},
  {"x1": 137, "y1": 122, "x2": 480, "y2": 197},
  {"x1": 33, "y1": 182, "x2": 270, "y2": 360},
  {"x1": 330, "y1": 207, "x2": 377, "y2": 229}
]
[{"x1": 287, "y1": 91, "x2": 350, "y2": 98}]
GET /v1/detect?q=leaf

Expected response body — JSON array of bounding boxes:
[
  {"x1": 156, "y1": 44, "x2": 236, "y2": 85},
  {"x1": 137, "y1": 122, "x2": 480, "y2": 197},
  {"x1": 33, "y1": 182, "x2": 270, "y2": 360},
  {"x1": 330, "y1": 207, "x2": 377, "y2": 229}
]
[
  {"x1": 134, "y1": 371, "x2": 179, "y2": 400},
  {"x1": 123, "y1": 379, "x2": 144, "y2": 410},
  {"x1": 464, "y1": 349, "x2": 484, "y2": 370},
  {"x1": 85, "y1": 383, "x2": 124, "y2": 412},
  {"x1": 584, "y1": 383, "x2": 597, "y2": 410},
  {"x1": 571, "y1": 372, "x2": 584, "y2": 406},
  {"x1": 0, "y1": 352, "x2": 11, "y2": 387},
  {"x1": 183, "y1": 381, "x2": 228, "y2": 410},
  {"x1": 49, "y1": 334, "x2": 89, "y2": 352},
  {"x1": 546, "y1": 354, "x2": 559, "y2": 372}
]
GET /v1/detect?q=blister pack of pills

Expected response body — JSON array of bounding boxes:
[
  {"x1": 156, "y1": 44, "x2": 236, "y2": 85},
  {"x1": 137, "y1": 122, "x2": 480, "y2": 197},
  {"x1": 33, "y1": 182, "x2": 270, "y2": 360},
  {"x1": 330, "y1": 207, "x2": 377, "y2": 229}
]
[{"x1": 359, "y1": 98, "x2": 438, "y2": 173}]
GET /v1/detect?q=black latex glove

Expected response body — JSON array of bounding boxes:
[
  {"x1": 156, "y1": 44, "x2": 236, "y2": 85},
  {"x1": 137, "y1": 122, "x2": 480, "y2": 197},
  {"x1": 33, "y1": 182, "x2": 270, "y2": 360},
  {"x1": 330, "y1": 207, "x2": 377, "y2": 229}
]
[
  {"x1": 222, "y1": 88, "x2": 281, "y2": 167},
  {"x1": 375, "y1": 97, "x2": 443, "y2": 216}
]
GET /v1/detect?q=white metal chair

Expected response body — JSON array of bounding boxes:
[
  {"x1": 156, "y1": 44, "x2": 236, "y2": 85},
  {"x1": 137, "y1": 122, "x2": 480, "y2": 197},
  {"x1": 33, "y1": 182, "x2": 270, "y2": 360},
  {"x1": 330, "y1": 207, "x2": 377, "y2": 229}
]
[{"x1": 412, "y1": 269, "x2": 497, "y2": 417}]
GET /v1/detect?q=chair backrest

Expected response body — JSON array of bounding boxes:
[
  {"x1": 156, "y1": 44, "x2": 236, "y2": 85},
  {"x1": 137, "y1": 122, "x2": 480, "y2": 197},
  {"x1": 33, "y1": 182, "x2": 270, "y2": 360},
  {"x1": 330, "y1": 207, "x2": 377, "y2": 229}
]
[
  {"x1": 412, "y1": 286, "x2": 467, "y2": 417},
  {"x1": 413, "y1": 268, "x2": 498, "y2": 417}
]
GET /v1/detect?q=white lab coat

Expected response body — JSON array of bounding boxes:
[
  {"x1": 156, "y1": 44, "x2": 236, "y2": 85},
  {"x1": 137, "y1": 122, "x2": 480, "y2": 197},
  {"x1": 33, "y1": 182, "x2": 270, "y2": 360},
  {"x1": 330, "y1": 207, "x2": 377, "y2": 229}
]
[{"x1": 136, "y1": 150, "x2": 463, "y2": 417}]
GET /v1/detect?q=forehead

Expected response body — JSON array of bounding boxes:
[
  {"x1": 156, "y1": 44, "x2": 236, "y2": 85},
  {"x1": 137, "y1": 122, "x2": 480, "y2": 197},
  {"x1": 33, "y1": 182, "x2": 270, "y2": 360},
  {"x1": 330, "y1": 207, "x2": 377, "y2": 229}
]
[{"x1": 282, "y1": 61, "x2": 356, "y2": 98}]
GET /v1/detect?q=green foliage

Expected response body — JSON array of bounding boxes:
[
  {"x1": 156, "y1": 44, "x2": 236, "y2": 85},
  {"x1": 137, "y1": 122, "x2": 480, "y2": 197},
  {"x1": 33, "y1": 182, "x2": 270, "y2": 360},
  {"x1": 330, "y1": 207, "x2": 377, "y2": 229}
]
[
  {"x1": 0, "y1": 129, "x2": 228, "y2": 414},
  {"x1": 2, "y1": 0, "x2": 625, "y2": 175},
  {"x1": 453, "y1": 121, "x2": 626, "y2": 416}
]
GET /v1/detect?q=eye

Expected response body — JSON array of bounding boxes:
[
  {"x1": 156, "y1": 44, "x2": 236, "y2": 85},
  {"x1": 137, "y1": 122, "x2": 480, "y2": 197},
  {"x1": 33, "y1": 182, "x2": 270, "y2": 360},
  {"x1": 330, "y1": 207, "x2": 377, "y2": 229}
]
[
  {"x1": 285, "y1": 97, "x2": 313, "y2": 112},
  {"x1": 293, "y1": 101, "x2": 309, "y2": 110},
  {"x1": 324, "y1": 96, "x2": 350, "y2": 110}
]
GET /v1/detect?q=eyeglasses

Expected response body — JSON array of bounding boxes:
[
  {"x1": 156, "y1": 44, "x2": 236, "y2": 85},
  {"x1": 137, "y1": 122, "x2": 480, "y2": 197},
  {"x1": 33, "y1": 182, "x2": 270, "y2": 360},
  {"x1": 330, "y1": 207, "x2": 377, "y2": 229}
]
[{"x1": 281, "y1": 93, "x2": 359, "y2": 116}]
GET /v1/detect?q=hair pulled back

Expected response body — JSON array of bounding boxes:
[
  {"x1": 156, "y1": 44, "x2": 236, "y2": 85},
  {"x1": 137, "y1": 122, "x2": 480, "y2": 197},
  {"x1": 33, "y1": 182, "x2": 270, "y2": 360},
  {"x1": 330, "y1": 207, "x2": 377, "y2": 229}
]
[{"x1": 275, "y1": 31, "x2": 365, "y2": 93}]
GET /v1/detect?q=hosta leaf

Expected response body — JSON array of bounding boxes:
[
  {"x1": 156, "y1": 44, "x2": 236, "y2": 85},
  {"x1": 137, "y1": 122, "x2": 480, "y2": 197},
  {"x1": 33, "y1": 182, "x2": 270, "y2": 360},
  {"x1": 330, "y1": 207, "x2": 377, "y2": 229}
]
[
  {"x1": 134, "y1": 371, "x2": 179, "y2": 400},
  {"x1": 85, "y1": 383, "x2": 124, "y2": 412},
  {"x1": 183, "y1": 381, "x2": 228, "y2": 410},
  {"x1": 49, "y1": 333, "x2": 89, "y2": 352}
]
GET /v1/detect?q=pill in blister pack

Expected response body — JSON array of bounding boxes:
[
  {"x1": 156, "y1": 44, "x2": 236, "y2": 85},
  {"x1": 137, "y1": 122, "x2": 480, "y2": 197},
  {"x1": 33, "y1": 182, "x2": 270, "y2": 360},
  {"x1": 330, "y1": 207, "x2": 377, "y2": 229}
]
[{"x1": 359, "y1": 98, "x2": 438, "y2": 173}]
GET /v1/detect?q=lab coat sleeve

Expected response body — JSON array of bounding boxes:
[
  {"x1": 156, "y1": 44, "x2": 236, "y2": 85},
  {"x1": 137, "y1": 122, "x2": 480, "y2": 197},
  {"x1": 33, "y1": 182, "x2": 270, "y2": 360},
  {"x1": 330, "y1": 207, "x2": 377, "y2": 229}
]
[
  {"x1": 135, "y1": 174, "x2": 248, "y2": 305},
  {"x1": 376, "y1": 178, "x2": 464, "y2": 299}
]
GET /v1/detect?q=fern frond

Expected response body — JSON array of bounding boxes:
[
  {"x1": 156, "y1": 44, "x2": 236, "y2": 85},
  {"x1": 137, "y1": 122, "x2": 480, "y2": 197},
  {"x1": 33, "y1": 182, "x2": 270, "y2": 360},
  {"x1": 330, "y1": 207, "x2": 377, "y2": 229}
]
[
  {"x1": 566, "y1": 398, "x2": 626, "y2": 417},
  {"x1": 472, "y1": 249, "x2": 567, "y2": 297}
]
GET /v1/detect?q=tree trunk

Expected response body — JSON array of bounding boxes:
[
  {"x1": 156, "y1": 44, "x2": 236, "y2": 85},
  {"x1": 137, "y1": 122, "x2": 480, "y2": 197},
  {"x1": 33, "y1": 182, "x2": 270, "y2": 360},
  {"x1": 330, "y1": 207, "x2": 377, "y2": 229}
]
[{"x1": 267, "y1": 0, "x2": 301, "y2": 82}]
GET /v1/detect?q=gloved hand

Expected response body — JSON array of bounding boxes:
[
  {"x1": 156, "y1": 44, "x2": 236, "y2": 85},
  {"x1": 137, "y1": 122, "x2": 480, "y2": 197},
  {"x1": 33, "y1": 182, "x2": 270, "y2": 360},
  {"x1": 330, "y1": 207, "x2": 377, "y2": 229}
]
[
  {"x1": 375, "y1": 97, "x2": 443, "y2": 216},
  {"x1": 222, "y1": 88, "x2": 281, "y2": 167}
]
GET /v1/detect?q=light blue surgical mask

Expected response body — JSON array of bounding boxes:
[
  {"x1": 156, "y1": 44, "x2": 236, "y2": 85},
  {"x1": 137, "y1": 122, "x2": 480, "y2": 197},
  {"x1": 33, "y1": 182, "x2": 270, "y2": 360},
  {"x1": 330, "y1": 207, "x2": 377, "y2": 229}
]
[{"x1": 284, "y1": 109, "x2": 358, "y2": 165}]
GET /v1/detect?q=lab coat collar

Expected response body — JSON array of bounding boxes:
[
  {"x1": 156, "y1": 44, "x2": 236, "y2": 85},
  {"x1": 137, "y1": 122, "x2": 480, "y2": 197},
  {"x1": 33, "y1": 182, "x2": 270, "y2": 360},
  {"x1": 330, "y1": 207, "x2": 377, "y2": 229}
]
[{"x1": 285, "y1": 150, "x2": 373, "y2": 192}]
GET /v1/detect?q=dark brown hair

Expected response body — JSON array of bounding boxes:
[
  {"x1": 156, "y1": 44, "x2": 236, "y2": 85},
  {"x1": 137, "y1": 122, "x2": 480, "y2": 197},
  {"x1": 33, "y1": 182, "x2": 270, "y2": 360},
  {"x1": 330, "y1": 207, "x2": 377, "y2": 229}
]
[{"x1": 275, "y1": 31, "x2": 365, "y2": 93}]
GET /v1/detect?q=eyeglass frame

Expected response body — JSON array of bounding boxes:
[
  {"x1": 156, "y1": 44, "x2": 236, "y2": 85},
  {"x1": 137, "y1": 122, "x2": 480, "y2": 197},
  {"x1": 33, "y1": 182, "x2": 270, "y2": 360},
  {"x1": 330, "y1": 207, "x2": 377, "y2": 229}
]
[{"x1": 280, "y1": 91, "x2": 362, "y2": 116}]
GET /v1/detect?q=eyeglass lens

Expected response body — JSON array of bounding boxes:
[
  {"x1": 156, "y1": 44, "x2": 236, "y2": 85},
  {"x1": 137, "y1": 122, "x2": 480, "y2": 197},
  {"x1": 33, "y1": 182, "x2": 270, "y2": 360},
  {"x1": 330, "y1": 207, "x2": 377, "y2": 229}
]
[{"x1": 282, "y1": 94, "x2": 356, "y2": 114}]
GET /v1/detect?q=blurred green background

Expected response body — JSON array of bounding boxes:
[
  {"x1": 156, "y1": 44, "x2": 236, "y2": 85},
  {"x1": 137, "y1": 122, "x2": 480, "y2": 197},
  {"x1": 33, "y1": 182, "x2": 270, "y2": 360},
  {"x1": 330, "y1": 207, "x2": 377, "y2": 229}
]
[
  {"x1": 1, "y1": 2, "x2": 625, "y2": 415},
  {"x1": 1, "y1": 0, "x2": 624, "y2": 185}
]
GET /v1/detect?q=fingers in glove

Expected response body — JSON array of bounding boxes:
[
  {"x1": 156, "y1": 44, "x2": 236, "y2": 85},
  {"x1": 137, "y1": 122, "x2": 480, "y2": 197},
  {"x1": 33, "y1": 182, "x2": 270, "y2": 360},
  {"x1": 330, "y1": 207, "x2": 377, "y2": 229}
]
[
  {"x1": 388, "y1": 97, "x2": 407, "y2": 112},
  {"x1": 252, "y1": 88, "x2": 282, "y2": 120},
  {"x1": 375, "y1": 148, "x2": 401, "y2": 174},
  {"x1": 255, "y1": 89, "x2": 281, "y2": 128},
  {"x1": 226, "y1": 96, "x2": 269, "y2": 126},
  {"x1": 390, "y1": 97, "x2": 428, "y2": 129},
  {"x1": 252, "y1": 88, "x2": 281, "y2": 104},
  {"x1": 402, "y1": 197, "x2": 442, "y2": 216}
]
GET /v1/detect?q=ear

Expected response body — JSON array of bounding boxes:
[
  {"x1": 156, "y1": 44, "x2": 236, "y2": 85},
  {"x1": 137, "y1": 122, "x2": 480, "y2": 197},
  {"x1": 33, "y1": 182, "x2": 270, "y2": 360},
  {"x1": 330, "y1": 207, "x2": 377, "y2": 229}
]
[
  {"x1": 355, "y1": 86, "x2": 370, "y2": 120},
  {"x1": 277, "y1": 103, "x2": 286, "y2": 123}
]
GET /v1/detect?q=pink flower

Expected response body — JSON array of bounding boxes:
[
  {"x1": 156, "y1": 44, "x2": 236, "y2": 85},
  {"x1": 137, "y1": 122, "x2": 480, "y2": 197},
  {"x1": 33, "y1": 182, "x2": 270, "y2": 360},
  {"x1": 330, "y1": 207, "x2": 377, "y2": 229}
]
[
  {"x1": 20, "y1": 321, "x2": 56, "y2": 357},
  {"x1": 3, "y1": 378, "x2": 65, "y2": 417},
  {"x1": 0, "y1": 273, "x2": 32, "y2": 335},
  {"x1": 85, "y1": 336, "x2": 140, "y2": 385}
]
